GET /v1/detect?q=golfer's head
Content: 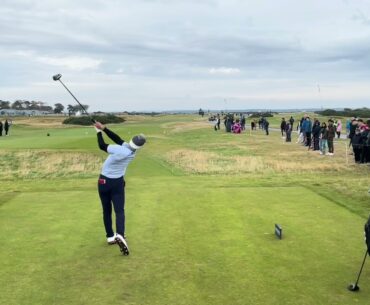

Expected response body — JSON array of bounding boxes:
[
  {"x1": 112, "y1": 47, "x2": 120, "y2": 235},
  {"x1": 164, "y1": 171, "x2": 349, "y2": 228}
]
[{"x1": 129, "y1": 134, "x2": 146, "y2": 150}]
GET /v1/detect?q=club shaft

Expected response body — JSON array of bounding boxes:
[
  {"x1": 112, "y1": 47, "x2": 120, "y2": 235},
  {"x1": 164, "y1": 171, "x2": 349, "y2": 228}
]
[
  {"x1": 354, "y1": 250, "x2": 368, "y2": 286},
  {"x1": 58, "y1": 79, "x2": 89, "y2": 115}
]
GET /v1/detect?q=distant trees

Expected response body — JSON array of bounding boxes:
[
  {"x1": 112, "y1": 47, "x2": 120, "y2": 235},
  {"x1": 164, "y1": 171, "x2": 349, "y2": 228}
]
[
  {"x1": 316, "y1": 108, "x2": 370, "y2": 118},
  {"x1": 0, "y1": 99, "x2": 74, "y2": 115},
  {"x1": 66, "y1": 104, "x2": 89, "y2": 116},
  {"x1": 0, "y1": 100, "x2": 11, "y2": 109},
  {"x1": 3, "y1": 100, "x2": 54, "y2": 112},
  {"x1": 54, "y1": 103, "x2": 65, "y2": 114}
]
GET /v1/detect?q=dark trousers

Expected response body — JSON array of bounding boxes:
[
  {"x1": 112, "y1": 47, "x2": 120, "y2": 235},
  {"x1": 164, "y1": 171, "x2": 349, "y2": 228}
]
[
  {"x1": 353, "y1": 147, "x2": 361, "y2": 162},
  {"x1": 313, "y1": 136, "x2": 320, "y2": 150},
  {"x1": 98, "y1": 175, "x2": 126, "y2": 237},
  {"x1": 286, "y1": 131, "x2": 291, "y2": 142},
  {"x1": 361, "y1": 146, "x2": 370, "y2": 163},
  {"x1": 306, "y1": 132, "x2": 312, "y2": 147},
  {"x1": 328, "y1": 139, "x2": 334, "y2": 153}
]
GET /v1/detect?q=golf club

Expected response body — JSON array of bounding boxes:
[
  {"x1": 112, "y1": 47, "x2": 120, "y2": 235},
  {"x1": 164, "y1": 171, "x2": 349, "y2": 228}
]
[
  {"x1": 348, "y1": 215, "x2": 370, "y2": 292},
  {"x1": 348, "y1": 250, "x2": 368, "y2": 292},
  {"x1": 52, "y1": 74, "x2": 95, "y2": 123}
]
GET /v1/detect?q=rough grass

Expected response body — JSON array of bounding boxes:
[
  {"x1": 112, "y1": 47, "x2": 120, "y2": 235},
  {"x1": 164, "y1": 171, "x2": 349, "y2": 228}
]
[
  {"x1": 166, "y1": 138, "x2": 352, "y2": 174},
  {"x1": 10, "y1": 116, "x2": 67, "y2": 127},
  {"x1": 0, "y1": 150, "x2": 103, "y2": 179}
]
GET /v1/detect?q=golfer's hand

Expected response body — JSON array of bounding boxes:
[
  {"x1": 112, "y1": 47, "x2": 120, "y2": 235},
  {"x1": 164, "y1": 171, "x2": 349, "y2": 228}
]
[{"x1": 94, "y1": 122, "x2": 106, "y2": 130}]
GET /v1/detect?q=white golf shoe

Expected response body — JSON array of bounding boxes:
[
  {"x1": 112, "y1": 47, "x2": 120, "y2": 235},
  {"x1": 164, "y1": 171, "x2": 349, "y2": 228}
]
[
  {"x1": 107, "y1": 233, "x2": 118, "y2": 245},
  {"x1": 115, "y1": 234, "x2": 129, "y2": 256}
]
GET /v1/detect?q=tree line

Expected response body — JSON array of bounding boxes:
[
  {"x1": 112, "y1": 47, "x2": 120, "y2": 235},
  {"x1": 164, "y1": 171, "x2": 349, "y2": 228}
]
[
  {"x1": 315, "y1": 107, "x2": 370, "y2": 118},
  {"x1": 0, "y1": 100, "x2": 89, "y2": 115}
]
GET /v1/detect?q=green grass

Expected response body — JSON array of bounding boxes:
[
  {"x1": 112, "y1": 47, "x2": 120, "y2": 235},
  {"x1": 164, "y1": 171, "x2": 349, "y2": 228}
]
[{"x1": 0, "y1": 115, "x2": 370, "y2": 305}]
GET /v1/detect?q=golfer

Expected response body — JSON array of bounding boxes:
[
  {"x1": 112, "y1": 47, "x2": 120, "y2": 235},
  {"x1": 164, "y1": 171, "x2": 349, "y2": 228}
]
[{"x1": 94, "y1": 121, "x2": 146, "y2": 255}]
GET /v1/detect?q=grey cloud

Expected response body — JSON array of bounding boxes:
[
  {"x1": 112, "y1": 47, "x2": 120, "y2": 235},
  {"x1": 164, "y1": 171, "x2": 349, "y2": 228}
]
[{"x1": 2, "y1": 0, "x2": 370, "y2": 110}]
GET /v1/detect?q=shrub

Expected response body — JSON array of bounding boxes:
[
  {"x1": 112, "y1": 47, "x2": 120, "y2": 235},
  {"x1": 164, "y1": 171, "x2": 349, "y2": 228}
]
[{"x1": 63, "y1": 114, "x2": 125, "y2": 125}]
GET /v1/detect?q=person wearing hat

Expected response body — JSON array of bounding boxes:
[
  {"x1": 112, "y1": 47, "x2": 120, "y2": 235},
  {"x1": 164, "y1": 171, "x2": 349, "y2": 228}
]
[{"x1": 94, "y1": 121, "x2": 146, "y2": 255}]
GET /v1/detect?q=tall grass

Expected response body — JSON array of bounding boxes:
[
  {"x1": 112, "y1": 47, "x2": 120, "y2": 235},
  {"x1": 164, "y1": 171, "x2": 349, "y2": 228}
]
[{"x1": 0, "y1": 150, "x2": 103, "y2": 179}]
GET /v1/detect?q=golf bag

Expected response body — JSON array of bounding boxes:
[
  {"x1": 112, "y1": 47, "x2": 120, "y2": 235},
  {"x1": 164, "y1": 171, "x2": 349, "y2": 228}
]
[{"x1": 365, "y1": 214, "x2": 370, "y2": 256}]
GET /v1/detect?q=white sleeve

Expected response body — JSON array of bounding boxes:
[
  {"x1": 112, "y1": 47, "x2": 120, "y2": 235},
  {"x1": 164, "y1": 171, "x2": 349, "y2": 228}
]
[
  {"x1": 107, "y1": 145, "x2": 132, "y2": 157},
  {"x1": 107, "y1": 145, "x2": 121, "y2": 154}
]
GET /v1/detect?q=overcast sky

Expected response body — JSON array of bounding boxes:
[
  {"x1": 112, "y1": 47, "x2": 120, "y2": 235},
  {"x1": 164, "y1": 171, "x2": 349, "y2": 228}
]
[{"x1": 1, "y1": 0, "x2": 370, "y2": 111}]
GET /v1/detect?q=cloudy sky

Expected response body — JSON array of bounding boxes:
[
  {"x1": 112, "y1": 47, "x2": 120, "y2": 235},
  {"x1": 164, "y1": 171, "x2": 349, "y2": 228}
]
[{"x1": 1, "y1": 0, "x2": 370, "y2": 111}]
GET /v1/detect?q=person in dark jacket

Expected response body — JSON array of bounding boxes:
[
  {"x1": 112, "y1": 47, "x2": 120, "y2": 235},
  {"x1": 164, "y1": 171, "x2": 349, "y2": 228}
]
[
  {"x1": 289, "y1": 116, "x2": 295, "y2": 130},
  {"x1": 241, "y1": 115, "x2": 246, "y2": 131},
  {"x1": 327, "y1": 119, "x2": 336, "y2": 155},
  {"x1": 285, "y1": 122, "x2": 292, "y2": 142},
  {"x1": 0, "y1": 121, "x2": 3, "y2": 136},
  {"x1": 304, "y1": 117, "x2": 312, "y2": 148},
  {"x1": 360, "y1": 124, "x2": 370, "y2": 163},
  {"x1": 265, "y1": 119, "x2": 269, "y2": 135},
  {"x1": 352, "y1": 128, "x2": 363, "y2": 163},
  {"x1": 4, "y1": 119, "x2": 9, "y2": 136},
  {"x1": 280, "y1": 118, "x2": 286, "y2": 137},
  {"x1": 349, "y1": 118, "x2": 358, "y2": 148},
  {"x1": 365, "y1": 120, "x2": 370, "y2": 162},
  {"x1": 312, "y1": 119, "x2": 321, "y2": 151}
]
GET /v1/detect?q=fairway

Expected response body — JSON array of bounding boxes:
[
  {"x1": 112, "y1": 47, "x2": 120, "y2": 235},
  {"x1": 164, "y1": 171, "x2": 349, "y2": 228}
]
[{"x1": 1, "y1": 115, "x2": 370, "y2": 305}]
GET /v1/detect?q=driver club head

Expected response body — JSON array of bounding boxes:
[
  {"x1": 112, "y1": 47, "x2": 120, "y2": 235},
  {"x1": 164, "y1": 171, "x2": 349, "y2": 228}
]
[
  {"x1": 347, "y1": 283, "x2": 360, "y2": 292},
  {"x1": 53, "y1": 74, "x2": 62, "y2": 81}
]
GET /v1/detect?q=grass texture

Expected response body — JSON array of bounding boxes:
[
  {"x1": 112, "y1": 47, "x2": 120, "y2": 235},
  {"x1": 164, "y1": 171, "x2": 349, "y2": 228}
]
[{"x1": 0, "y1": 114, "x2": 369, "y2": 305}]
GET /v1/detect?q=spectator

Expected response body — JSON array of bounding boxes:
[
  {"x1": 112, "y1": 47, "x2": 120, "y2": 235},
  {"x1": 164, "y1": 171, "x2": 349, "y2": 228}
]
[
  {"x1": 327, "y1": 119, "x2": 336, "y2": 155},
  {"x1": 0, "y1": 121, "x2": 2, "y2": 136},
  {"x1": 349, "y1": 118, "x2": 358, "y2": 148},
  {"x1": 304, "y1": 117, "x2": 312, "y2": 148},
  {"x1": 4, "y1": 119, "x2": 9, "y2": 136},
  {"x1": 265, "y1": 119, "x2": 270, "y2": 135},
  {"x1": 320, "y1": 122, "x2": 328, "y2": 155},
  {"x1": 214, "y1": 114, "x2": 221, "y2": 131},
  {"x1": 312, "y1": 119, "x2": 321, "y2": 151},
  {"x1": 346, "y1": 119, "x2": 351, "y2": 137},
  {"x1": 241, "y1": 115, "x2": 246, "y2": 131},
  {"x1": 258, "y1": 118, "x2": 262, "y2": 129},
  {"x1": 336, "y1": 119, "x2": 342, "y2": 139},
  {"x1": 289, "y1": 116, "x2": 295, "y2": 130},
  {"x1": 251, "y1": 120, "x2": 255, "y2": 131},
  {"x1": 232, "y1": 119, "x2": 242, "y2": 134},
  {"x1": 352, "y1": 128, "x2": 362, "y2": 163},
  {"x1": 285, "y1": 121, "x2": 292, "y2": 142},
  {"x1": 359, "y1": 120, "x2": 370, "y2": 163},
  {"x1": 280, "y1": 118, "x2": 287, "y2": 137}
]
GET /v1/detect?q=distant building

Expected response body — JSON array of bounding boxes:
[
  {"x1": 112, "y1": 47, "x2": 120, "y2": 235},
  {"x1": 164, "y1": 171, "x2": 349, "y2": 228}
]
[{"x1": 0, "y1": 109, "x2": 53, "y2": 116}]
